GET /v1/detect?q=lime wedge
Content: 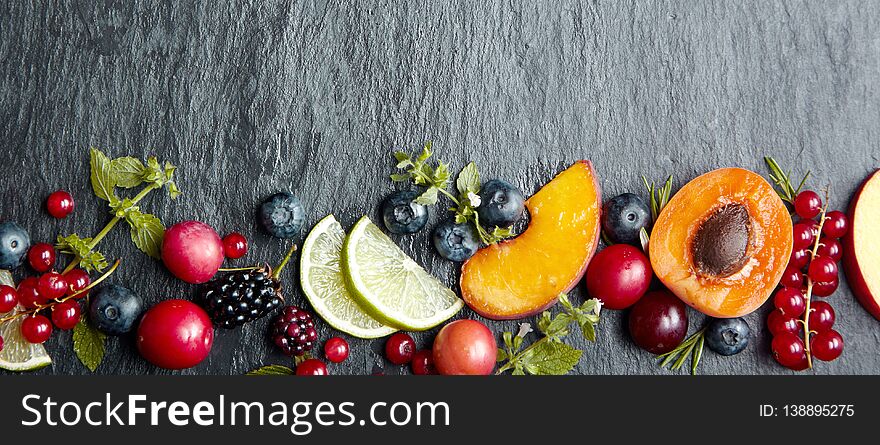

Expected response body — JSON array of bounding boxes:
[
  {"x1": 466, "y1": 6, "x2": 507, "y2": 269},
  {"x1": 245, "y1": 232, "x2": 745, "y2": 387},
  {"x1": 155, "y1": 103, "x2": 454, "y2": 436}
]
[
  {"x1": 342, "y1": 216, "x2": 464, "y2": 331},
  {"x1": 300, "y1": 215, "x2": 397, "y2": 338},
  {"x1": 0, "y1": 270, "x2": 52, "y2": 372}
]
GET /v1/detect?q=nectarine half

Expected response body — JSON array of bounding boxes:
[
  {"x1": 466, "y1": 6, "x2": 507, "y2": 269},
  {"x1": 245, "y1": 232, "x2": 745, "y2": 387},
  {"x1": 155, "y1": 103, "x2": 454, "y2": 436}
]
[
  {"x1": 649, "y1": 168, "x2": 792, "y2": 318},
  {"x1": 460, "y1": 161, "x2": 601, "y2": 319},
  {"x1": 843, "y1": 169, "x2": 880, "y2": 321}
]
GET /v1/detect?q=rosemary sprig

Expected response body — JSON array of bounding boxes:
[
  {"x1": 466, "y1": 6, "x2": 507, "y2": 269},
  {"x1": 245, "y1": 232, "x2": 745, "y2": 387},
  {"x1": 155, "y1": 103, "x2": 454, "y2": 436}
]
[
  {"x1": 764, "y1": 156, "x2": 810, "y2": 205},
  {"x1": 657, "y1": 328, "x2": 706, "y2": 375},
  {"x1": 642, "y1": 175, "x2": 673, "y2": 221}
]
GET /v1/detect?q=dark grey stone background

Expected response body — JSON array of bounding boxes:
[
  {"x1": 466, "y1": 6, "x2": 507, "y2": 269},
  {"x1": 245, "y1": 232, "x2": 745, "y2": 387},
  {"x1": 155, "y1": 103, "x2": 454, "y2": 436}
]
[{"x1": 1, "y1": 1, "x2": 878, "y2": 375}]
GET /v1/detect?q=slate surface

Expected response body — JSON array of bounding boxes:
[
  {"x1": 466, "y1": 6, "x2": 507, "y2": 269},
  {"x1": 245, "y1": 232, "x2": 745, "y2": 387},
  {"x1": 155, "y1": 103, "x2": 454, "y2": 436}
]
[{"x1": 1, "y1": 0, "x2": 879, "y2": 375}]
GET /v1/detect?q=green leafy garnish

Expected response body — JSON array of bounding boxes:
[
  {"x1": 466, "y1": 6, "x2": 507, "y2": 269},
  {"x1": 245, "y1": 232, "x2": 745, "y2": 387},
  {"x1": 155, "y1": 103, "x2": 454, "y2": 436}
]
[
  {"x1": 496, "y1": 294, "x2": 601, "y2": 375},
  {"x1": 642, "y1": 175, "x2": 674, "y2": 221},
  {"x1": 59, "y1": 148, "x2": 181, "y2": 272},
  {"x1": 764, "y1": 156, "x2": 810, "y2": 205},
  {"x1": 657, "y1": 328, "x2": 706, "y2": 375},
  {"x1": 246, "y1": 365, "x2": 295, "y2": 376},
  {"x1": 391, "y1": 145, "x2": 515, "y2": 245},
  {"x1": 73, "y1": 318, "x2": 106, "y2": 372}
]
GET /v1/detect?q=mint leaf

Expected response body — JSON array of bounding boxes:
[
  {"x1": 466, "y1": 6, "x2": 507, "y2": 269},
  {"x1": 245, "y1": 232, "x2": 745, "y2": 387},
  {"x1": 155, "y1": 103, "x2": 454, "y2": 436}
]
[
  {"x1": 73, "y1": 318, "x2": 106, "y2": 372},
  {"x1": 518, "y1": 341, "x2": 582, "y2": 375},
  {"x1": 110, "y1": 156, "x2": 147, "y2": 188},
  {"x1": 167, "y1": 181, "x2": 182, "y2": 199},
  {"x1": 414, "y1": 187, "x2": 439, "y2": 205},
  {"x1": 246, "y1": 365, "x2": 295, "y2": 376},
  {"x1": 56, "y1": 234, "x2": 108, "y2": 272},
  {"x1": 456, "y1": 162, "x2": 481, "y2": 196},
  {"x1": 89, "y1": 148, "x2": 117, "y2": 202},
  {"x1": 125, "y1": 209, "x2": 165, "y2": 259}
]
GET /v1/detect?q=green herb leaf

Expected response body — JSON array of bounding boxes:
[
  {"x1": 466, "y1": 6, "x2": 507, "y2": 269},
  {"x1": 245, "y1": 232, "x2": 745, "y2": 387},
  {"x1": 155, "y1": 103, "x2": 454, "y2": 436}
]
[
  {"x1": 125, "y1": 209, "x2": 165, "y2": 259},
  {"x1": 246, "y1": 365, "x2": 295, "y2": 376},
  {"x1": 89, "y1": 148, "x2": 118, "y2": 202},
  {"x1": 73, "y1": 318, "x2": 106, "y2": 372},
  {"x1": 167, "y1": 181, "x2": 182, "y2": 199},
  {"x1": 764, "y1": 157, "x2": 810, "y2": 205},
  {"x1": 657, "y1": 328, "x2": 706, "y2": 375},
  {"x1": 643, "y1": 175, "x2": 674, "y2": 221},
  {"x1": 456, "y1": 162, "x2": 481, "y2": 196},
  {"x1": 110, "y1": 156, "x2": 147, "y2": 188},
  {"x1": 414, "y1": 187, "x2": 439, "y2": 205},
  {"x1": 519, "y1": 341, "x2": 582, "y2": 375},
  {"x1": 56, "y1": 234, "x2": 108, "y2": 272}
]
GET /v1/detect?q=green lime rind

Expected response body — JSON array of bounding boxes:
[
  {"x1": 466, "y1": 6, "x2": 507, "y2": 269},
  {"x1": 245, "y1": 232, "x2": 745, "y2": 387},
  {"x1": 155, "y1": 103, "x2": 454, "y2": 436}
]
[
  {"x1": 341, "y1": 216, "x2": 464, "y2": 331},
  {"x1": 300, "y1": 215, "x2": 397, "y2": 339}
]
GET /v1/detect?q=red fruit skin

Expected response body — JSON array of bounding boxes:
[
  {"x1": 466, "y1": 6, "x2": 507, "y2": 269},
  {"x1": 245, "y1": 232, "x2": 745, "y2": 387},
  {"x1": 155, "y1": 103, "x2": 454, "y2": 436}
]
[
  {"x1": 51, "y1": 300, "x2": 81, "y2": 330},
  {"x1": 17, "y1": 277, "x2": 43, "y2": 308},
  {"x1": 433, "y1": 319, "x2": 497, "y2": 375},
  {"x1": 22, "y1": 315, "x2": 53, "y2": 344},
  {"x1": 137, "y1": 299, "x2": 214, "y2": 370},
  {"x1": 63, "y1": 269, "x2": 91, "y2": 298},
  {"x1": 627, "y1": 290, "x2": 688, "y2": 354},
  {"x1": 411, "y1": 349, "x2": 437, "y2": 375},
  {"x1": 28, "y1": 243, "x2": 56, "y2": 273},
  {"x1": 37, "y1": 272, "x2": 68, "y2": 301},
  {"x1": 296, "y1": 359, "x2": 328, "y2": 376},
  {"x1": 221, "y1": 233, "x2": 248, "y2": 259},
  {"x1": 161, "y1": 221, "x2": 225, "y2": 284},
  {"x1": 585, "y1": 244, "x2": 652, "y2": 310},
  {"x1": 0, "y1": 285, "x2": 18, "y2": 313},
  {"x1": 46, "y1": 190, "x2": 75, "y2": 219},
  {"x1": 843, "y1": 169, "x2": 880, "y2": 320}
]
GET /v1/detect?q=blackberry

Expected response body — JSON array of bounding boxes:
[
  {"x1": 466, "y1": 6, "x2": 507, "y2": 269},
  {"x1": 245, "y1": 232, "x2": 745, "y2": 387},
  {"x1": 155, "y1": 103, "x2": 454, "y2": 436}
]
[
  {"x1": 198, "y1": 268, "x2": 283, "y2": 329},
  {"x1": 271, "y1": 305, "x2": 318, "y2": 356}
]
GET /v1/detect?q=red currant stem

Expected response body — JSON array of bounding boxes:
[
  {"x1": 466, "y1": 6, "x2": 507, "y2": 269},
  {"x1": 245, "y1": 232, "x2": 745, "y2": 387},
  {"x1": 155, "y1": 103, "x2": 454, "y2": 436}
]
[
  {"x1": 271, "y1": 244, "x2": 298, "y2": 280},
  {"x1": 0, "y1": 259, "x2": 121, "y2": 324},
  {"x1": 61, "y1": 184, "x2": 160, "y2": 274},
  {"x1": 218, "y1": 266, "x2": 261, "y2": 272},
  {"x1": 801, "y1": 187, "x2": 831, "y2": 370}
]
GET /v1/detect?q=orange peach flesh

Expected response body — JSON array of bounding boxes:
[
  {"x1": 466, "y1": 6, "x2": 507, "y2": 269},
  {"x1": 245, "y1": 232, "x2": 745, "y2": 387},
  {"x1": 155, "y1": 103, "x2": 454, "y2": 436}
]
[
  {"x1": 649, "y1": 168, "x2": 792, "y2": 318},
  {"x1": 460, "y1": 161, "x2": 601, "y2": 319}
]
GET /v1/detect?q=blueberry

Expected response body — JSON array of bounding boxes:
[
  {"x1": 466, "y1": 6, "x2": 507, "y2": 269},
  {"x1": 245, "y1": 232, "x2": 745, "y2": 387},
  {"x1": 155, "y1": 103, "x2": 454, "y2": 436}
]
[
  {"x1": 602, "y1": 193, "x2": 651, "y2": 246},
  {"x1": 477, "y1": 179, "x2": 525, "y2": 228},
  {"x1": 432, "y1": 220, "x2": 479, "y2": 262},
  {"x1": 381, "y1": 190, "x2": 429, "y2": 234},
  {"x1": 89, "y1": 285, "x2": 143, "y2": 336},
  {"x1": 0, "y1": 221, "x2": 30, "y2": 270},
  {"x1": 705, "y1": 317, "x2": 751, "y2": 356},
  {"x1": 259, "y1": 192, "x2": 305, "y2": 239}
]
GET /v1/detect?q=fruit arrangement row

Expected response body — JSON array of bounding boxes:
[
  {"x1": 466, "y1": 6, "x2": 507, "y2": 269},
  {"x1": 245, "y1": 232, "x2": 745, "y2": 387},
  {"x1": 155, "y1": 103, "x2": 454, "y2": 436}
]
[{"x1": 1, "y1": 145, "x2": 878, "y2": 375}]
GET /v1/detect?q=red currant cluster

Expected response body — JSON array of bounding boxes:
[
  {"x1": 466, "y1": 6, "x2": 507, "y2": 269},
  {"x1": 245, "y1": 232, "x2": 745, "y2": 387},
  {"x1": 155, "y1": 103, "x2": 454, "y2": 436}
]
[
  {"x1": 0, "y1": 242, "x2": 93, "y2": 347},
  {"x1": 768, "y1": 190, "x2": 847, "y2": 370}
]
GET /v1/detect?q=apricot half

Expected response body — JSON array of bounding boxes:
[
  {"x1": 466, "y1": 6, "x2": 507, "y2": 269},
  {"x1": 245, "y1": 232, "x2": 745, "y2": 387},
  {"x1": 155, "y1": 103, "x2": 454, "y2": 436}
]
[
  {"x1": 460, "y1": 161, "x2": 601, "y2": 319},
  {"x1": 649, "y1": 168, "x2": 792, "y2": 318}
]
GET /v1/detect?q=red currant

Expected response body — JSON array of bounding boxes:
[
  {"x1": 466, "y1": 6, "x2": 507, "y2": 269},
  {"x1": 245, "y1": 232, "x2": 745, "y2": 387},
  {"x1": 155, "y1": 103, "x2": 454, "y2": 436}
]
[
  {"x1": 0, "y1": 334, "x2": 3, "y2": 353},
  {"x1": 791, "y1": 223, "x2": 815, "y2": 250},
  {"x1": 771, "y1": 332, "x2": 806, "y2": 367},
  {"x1": 767, "y1": 311, "x2": 800, "y2": 336},
  {"x1": 779, "y1": 267, "x2": 803, "y2": 289},
  {"x1": 221, "y1": 233, "x2": 248, "y2": 259},
  {"x1": 822, "y1": 211, "x2": 848, "y2": 239},
  {"x1": 816, "y1": 238, "x2": 842, "y2": 262},
  {"x1": 782, "y1": 353, "x2": 810, "y2": 371},
  {"x1": 808, "y1": 300, "x2": 835, "y2": 332},
  {"x1": 17, "y1": 277, "x2": 44, "y2": 308},
  {"x1": 27, "y1": 243, "x2": 56, "y2": 273},
  {"x1": 811, "y1": 278, "x2": 839, "y2": 297},
  {"x1": 323, "y1": 337, "x2": 349, "y2": 363},
  {"x1": 774, "y1": 287, "x2": 806, "y2": 317},
  {"x1": 21, "y1": 315, "x2": 53, "y2": 344},
  {"x1": 63, "y1": 269, "x2": 91, "y2": 297},
  {"x1": 808, "y1": 256, "x2": 838, "y2": 283},
  {"x1": 794, "y1": 191, "x2": 822, "y2": 219},
  {"x1": 789, "y1": 248, "x2": 810, "y2": 270},
  {"x1": 385, "y1": 332, "x2": 416, "y2": 365},
  {"x1": 46, "y1": 190, "x2": 75, "y2": 219},
  {"x1": 51, "y1": 300, "x2": 81, "y2": 330},
  {"x1": 37, "y1": 272, "x2": 68, "y2": 301},
  {"x1": 811, "y1": 330, "x2": 843, "y2": 361},
  {"x1": 411, "y1": 349, "x2": 436, "y2": 375},
  {"x1": 0, "y1": 285, "x2": 18, "y2": 313},
  {"x1": 295, "y1": 359, "x2": 328, "y2": 376}
]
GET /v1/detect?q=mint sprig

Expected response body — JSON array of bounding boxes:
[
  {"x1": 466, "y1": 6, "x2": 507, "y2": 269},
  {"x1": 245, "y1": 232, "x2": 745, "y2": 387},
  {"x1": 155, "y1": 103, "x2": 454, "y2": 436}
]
[
  {"x1": 391, "y1": 144, "x2": 515, "y2": 245},
  {"x1": 59, "y1": 148, "x2": 181, "y2": 272},
  {"x1": 72, "y1": 317, "x2": 106, "y2": 372},
  {"x1": 247, "y1": 365, "x2": 295, "y2": 376},
  {"x1": 496, "y1": 294, "x2": 601, "y2": 375}
]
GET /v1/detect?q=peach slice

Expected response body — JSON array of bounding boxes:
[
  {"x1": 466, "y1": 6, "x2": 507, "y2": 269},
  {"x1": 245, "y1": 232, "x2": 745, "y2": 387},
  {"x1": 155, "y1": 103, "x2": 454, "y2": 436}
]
[
  {"x1": 843, "y1": 169, "x2": 880, "y2": 320},
  {"x1": 649, "y1": 168, "x2": 792, "y2": 318},
  {"x1": 460, "y1": 161, "x2": 601, "y2": 319}
]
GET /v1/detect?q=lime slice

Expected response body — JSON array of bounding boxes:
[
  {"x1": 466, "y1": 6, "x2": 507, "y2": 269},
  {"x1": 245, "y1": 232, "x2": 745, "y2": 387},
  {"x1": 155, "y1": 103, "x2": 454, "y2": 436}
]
[
  {"x1": 342, "y1": 216, "x2": 464, "y2": 331},
  {"x1": 300, "y1": 215, "x2": 397, "y2": 338},
  {"x1": 0, "y1": 270, "x2": 52, "y2": 372}
]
